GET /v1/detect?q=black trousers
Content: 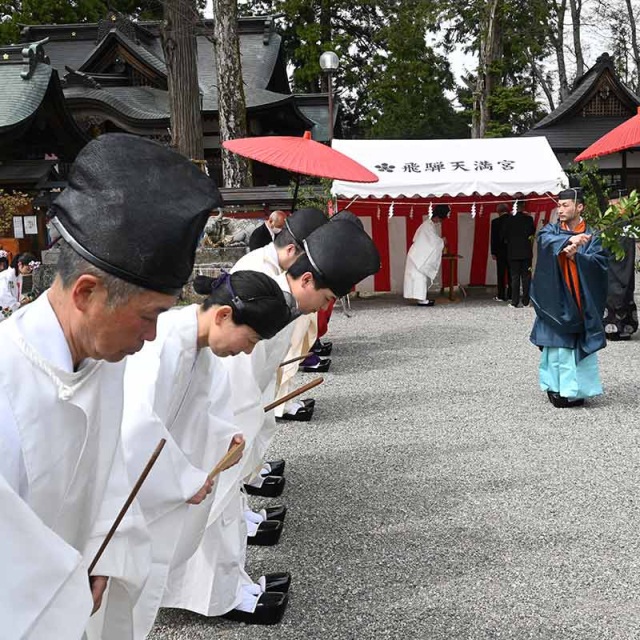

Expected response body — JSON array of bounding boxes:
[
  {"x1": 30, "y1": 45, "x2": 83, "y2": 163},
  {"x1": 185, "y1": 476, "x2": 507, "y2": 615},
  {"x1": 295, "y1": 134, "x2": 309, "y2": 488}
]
[
  {"x1": 495, "y1": 255, "x2": 511, "y2": 300},
  {"x1": 509, "y1": 259, "x2": 531, "y2": 306}
]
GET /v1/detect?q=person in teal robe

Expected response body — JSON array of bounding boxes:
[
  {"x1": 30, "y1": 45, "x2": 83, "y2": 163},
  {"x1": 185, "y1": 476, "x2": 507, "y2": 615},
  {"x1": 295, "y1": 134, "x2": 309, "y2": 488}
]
[{"x1": 530, "y1": 188, "x2": 608, "y2": 408}]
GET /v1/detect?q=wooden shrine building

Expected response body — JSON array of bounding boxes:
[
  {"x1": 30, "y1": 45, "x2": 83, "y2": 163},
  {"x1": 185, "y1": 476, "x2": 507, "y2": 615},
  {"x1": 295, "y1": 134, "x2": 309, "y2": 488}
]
[{"x1": 524, "y1": 53, "x2": 640, "y2": 190}]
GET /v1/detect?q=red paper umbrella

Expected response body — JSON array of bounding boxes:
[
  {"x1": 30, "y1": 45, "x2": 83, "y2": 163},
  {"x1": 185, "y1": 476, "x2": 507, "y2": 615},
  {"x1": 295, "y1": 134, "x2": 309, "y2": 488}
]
[
  {"x1": 222, "y1": 131, "x2": 378, "y2": 183},
  {"x1": 575, "y1": 107, "x2": 640, "y2": 161}
]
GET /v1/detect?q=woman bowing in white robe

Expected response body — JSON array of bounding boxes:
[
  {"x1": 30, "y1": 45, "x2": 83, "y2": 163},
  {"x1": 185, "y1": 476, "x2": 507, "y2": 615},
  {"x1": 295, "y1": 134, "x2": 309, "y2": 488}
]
[{"x1": 118, "y1": 270, "x2": 293, "y2": 638}]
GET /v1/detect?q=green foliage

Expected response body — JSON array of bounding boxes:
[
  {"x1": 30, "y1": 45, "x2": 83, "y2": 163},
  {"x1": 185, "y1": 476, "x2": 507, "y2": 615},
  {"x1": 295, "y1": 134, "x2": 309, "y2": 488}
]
[
  {"x1": 589, "y1": 190, "x2": 640, "y2": 262},
  {"x1": 566, "y1": 161, "x2": 640, "y2": 261},
  {"x1": 289, "y1": 177, "x2": 332, "y2": 212},
  {"x1": 360, "y1": 1, "x2": 468, "y2": 139},
  {"x1": 239, "y1": 0, "x2": 464, "y2": 139},
  {"x1": 433, "y1": 0, "x2": 552, "y2": 137},
  {"x1": 0, "y1": 0, "x2": 164, "y2": 46},
  {"x1": 485, "y1": 84, "x2": 546, "y2": 137}
]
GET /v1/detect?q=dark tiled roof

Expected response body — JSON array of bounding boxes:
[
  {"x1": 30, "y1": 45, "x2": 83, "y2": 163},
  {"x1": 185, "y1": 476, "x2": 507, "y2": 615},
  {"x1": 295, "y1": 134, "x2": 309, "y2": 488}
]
[
  {"x1": 0, "y1": 159, "x2": 57, "y2": 186},
  {"x1": 295, "y1": 93, "x2": 334, "y2": 141},
  {"x1": 64, "y1": 84, "x2": 301, "y2": 122},
  {"x1": 23, "y1": 19, "x2": 281, "y2": 100},
  {"x1": 531, "y1": 53, "x2": 640, "y2": 130},
  {"x1": 77, "y1": 29, "x2": 167, "y2": 76},
  {"x1": 64, "y1": 85, "x2": 169, "y2": 121},
  {"x1": 522, "y1": 116, "x2": 631, "y2": 150},
  {"x1": 14, "y1": 16, "x2": 325, "y2": 133},
  {"x1": 38, "y1": 39, "x2": 95, "y2": 76},
  {"x1": 0, "y1": 62, "x2": 52, "y2": 129}
]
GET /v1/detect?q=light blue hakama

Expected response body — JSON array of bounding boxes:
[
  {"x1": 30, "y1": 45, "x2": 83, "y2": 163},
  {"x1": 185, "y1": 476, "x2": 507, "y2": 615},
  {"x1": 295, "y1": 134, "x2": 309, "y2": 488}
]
[{"x1": 539, "y1": 347, "x2": 603, "y2": 400}]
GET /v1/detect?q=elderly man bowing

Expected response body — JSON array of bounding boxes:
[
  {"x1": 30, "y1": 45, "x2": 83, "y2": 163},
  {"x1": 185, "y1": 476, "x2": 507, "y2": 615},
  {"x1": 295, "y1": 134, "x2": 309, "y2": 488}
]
[{"x1": 0, "y1": 134, "x2": 221, "y2": 639}]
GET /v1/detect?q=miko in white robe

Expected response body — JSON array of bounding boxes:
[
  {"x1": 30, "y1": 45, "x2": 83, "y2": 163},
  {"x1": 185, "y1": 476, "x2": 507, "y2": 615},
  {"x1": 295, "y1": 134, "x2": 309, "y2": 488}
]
[
  {"x1": 403, "y1": 218, "x2": 444, "y2": 303},
  {"x1": 121, "y1": 271, "x2": 292, "y2": 632},
  {"x1": 0, "y1": 293, "x2": 149, "y2": 639},
  {"x1": 121, "y1": 304, "x2": 244, "y2": 638}
]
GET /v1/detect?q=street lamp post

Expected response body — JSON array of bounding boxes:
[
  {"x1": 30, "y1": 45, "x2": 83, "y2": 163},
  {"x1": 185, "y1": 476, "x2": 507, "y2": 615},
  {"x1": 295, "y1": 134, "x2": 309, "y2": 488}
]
[{"x1": 319, "y1": 51, "x2": 339, "y2": 143}]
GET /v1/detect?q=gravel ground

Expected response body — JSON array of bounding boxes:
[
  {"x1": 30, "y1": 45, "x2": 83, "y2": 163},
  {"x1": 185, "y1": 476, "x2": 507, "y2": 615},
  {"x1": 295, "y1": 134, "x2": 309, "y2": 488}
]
[{"x1": 150, "y1": 294, "x2": 640, "y2": 640}]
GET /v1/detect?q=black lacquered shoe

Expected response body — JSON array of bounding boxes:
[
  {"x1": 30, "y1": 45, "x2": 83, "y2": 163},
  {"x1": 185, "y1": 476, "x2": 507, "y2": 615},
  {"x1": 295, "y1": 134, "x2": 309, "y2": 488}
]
[
  {"x1": 221, "y1": 591, "x2": 289, "y2": 625},
  {"x1": 312, "y1": 343, "x2": 332, "y2": 357},
  {"x1": 300, "y1": 358, "x2": 331, "y2": 373},
  {"x1": 265, "y1": 572, "x2": 292, "y2": 593},
  {"x1": 244, "y1": 476, "x2": 285, "y2": 497},
  {"x1": 264, "y1": 505, "x2": 287, "y2": 523},
  {"x1": 276, "y1": 407, "x2": 313, "y2": 422},
  {"x1": 547, "y1": 391, "x2": 584, "y2": 408},
  {"x1": 266, "y1": 459, "x2": 285, "y2": 476},
  {"x1": 248, "y1": 520, "x2": 283, "y2": 546}
]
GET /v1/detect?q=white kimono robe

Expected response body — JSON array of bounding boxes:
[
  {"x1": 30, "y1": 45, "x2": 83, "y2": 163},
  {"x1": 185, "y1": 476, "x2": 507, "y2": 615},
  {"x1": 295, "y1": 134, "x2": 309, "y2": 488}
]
[
  {"x1": 0, "y1": 292, "x2": 149, "y2": 639},
  {"x1": 233, "y1": 243, "x2": 318, "y2": 417},
  {"x1": 121, "y1": 305, "x2": 242, "y2": 631},
  {"x1": 273, "y1": 312, "x2": 317, "y2": 417},
  {"x1": 403, "y1": 219, "x2": 444, "y2": 301},
  {"x1": 0, "y1": 268, "x2": 23, "y2": 314},
  {"x1": 164, "y1": 268, "x2": 298, "y2": 618}
]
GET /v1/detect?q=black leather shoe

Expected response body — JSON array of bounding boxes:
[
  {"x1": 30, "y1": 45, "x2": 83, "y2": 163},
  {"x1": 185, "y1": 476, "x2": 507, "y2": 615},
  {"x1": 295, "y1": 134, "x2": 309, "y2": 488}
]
[
  {"x1": 264, "y1": 505, "x2": 287, "y2": 523},
  {"x1": 244, "y1": 476, "x2": 285, "y2": 497},
  {"x1": 547, "y1": 391, "x2": 584, "y2": 408},
  {"x1": 301, "y1": 398, "x2": 316, "y2": 409},
  {"x1": 266, "y1": 459, "x2": 285, "y2": 476},
  {"x1": 312, "y1": 343, "x2": 332, "y2": 357},
  {"x1": 300, "y1": 358, "x2": 331, "y2": 373},
  {"x1": 265, "y1": 572, "x2": 292, "y2": 593},
  {"x1": 248, "y1": 520, "x2": 283, "y2": 546},
  {"x1": 276, "y1": 407, "x2": 313, "y2": 422},
  {"x1": 221, "y1": 592, "x2": 289, "y2": 625}
]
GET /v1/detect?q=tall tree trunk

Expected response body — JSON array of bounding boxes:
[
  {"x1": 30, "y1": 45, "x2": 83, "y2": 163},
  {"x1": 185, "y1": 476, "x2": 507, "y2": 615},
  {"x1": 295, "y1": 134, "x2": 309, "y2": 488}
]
[
  {"x1": 161, "y1": 0, "x2": 203, "y2": 160},
  {"x1": 212, "y1": 0, "x2": 252, "y2": 187},
  {"x1": 569, "y1": 0, "x2": 585, "y2": 78},
  {"x1": 530, "y1": 58, "x2": 556, "y2": 111},
  {"x1": 472, "y1": 0, "x2": 500, "y2": 138},
  {"x1": 624, "y1": 0, "x2": 640, "y2": 93},
  {"x1": 549, "y1": 0, "x2": 569, "y2": 102}
]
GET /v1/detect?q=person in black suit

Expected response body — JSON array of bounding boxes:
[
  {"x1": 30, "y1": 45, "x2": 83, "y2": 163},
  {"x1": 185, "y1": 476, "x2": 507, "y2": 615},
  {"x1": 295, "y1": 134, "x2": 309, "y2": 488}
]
[
  {"x1": 490, "y1": 203, "x2": 511, "y2": 301},
  {"x1": 249, "y1": 210, "x2": 286, "y2": 250},
  {"x1": 502, "y1": 200, "x2": 536, "y2": 307}
]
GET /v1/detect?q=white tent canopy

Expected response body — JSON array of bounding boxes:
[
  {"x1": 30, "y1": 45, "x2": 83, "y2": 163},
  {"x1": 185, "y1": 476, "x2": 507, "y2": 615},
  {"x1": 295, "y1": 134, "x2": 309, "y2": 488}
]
[{"x1": 331, "y1": 137, "x2": 567, "y2": 199}]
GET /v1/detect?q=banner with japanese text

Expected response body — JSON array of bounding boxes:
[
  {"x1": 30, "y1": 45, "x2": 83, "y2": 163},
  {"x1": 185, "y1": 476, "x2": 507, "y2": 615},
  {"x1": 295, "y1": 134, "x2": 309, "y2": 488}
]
[{"x1": 331, "y1": 137, "x2": 567, "y2": 199}]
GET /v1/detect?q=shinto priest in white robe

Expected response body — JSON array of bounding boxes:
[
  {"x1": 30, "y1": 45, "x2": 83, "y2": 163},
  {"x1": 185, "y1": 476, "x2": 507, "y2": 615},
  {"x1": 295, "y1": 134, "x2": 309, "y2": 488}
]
[
  {"x1": 403, "y1": 218, "x2": 444, "y2": 301},
  {"x1": 0, "y1": 292, "x2": 149, "y2": 639}
]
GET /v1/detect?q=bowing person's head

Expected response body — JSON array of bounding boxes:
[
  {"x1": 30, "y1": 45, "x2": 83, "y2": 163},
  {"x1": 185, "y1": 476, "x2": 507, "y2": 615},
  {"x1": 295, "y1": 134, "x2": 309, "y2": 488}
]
[
  {"x1": 286, "y1": 219, "x2": 381, "y2": 314},
  {"x1": 194, "y1": 270, "x2": 292, "y2": 357},
  {"x1": 273, "y1": 207, "x2": 328, "y2": 270},
  {"x1": 48, "y1": 134, "x2": 222, "y2": 366}
]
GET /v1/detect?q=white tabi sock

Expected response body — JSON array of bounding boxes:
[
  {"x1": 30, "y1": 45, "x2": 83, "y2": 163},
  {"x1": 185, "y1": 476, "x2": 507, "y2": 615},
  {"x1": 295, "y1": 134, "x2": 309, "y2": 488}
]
[
  {"x1": 235, "y1": 582, "x2": 263, "y2": 613},
  {"x1": 245, "y1": 463, "x2": 271, "y2": 489},
  {"x1": 244, "y1": 508, "x2": 268, "y2": 537},
  {"x1": 283, "y1": 400, "x2": 305, "y2": 415}
]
